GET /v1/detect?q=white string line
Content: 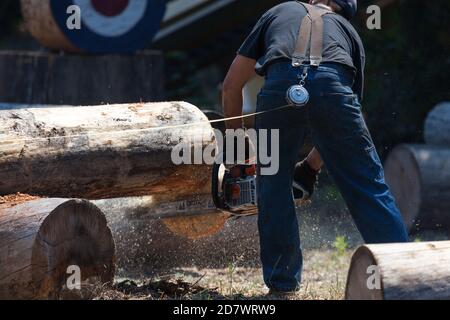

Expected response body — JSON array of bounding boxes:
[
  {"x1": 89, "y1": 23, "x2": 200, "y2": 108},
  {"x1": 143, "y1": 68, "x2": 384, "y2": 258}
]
[{"x1": 1, "y1": 104, "x2": 292, "y2": 144}]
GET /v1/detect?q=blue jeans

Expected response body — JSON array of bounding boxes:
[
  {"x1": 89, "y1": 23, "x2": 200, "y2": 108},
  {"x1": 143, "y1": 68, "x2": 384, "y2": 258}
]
[{"x1": 255, "y1": 62, "x2": 408, "y2": 292}]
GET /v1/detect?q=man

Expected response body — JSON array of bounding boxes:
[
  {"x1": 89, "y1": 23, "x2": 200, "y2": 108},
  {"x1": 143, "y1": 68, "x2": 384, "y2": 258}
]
[{"x1": 222, "y1": 0, "x2": 408, "y2": 293}]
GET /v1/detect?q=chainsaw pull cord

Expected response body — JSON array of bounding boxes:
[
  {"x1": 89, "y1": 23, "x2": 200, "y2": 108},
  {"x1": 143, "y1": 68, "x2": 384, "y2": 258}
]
[
  {"x1": 1, "y1": 104, "x2": 295, "y2": 144},
  {"x1": 2, "y1": 5, "x2": 332, "y2": 145}
]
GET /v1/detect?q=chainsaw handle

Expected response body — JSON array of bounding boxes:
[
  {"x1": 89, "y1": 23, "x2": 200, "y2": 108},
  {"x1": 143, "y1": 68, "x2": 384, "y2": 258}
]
[{"x1": 212, "y1": 162, "x2": 228, "y2": 210}]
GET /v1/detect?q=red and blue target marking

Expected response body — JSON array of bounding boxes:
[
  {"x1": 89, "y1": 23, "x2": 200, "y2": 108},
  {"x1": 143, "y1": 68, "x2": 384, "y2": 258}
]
[{"x1": 50, "y1": 0, "x2": 166, "y2": 53}]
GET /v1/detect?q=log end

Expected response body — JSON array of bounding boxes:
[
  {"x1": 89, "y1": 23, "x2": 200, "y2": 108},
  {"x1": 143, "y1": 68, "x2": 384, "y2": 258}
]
[
  {"x1": 384, "y1": 144, "x2": 422, "y2": 232},
  {"x1": 345, "y1": 245, "x2": 383, "y2": 300},
  {"x1": 1, "y1": 199, "x2": 115, "y2": 299},
  {"x1": 424, "y1": 102, "x2": 450, "y2": 147}
]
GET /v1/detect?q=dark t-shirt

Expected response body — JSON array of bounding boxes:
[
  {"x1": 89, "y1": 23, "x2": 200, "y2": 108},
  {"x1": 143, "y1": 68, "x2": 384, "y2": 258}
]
[{"x1": 238, "y1": 1, "x2": 366, "y2": 100}]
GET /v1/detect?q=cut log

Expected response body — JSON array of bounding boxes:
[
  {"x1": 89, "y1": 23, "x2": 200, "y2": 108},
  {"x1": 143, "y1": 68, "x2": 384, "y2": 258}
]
[
  {"x1": 384, "y1": 144, "x2": 450, "y2": 232},
  {"x1": 345, "y1": 241, "x2": 450, "y2": 300},
  {"x1": 424, "y1": 102, "x2": 450, "y2": 147},
  {"x1": 0, "y1": 102, "x2": 215, "y2": 200},
  {"x1": 0, "y1": 51, "x2": 163, "y2": 105},
  {"x1": 0, "y1": 197, "x2": 115, "y2": 300}
]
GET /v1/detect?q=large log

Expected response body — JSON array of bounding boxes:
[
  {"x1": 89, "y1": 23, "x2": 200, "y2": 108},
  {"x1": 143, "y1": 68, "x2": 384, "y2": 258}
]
[
  {"x1": 0, "y1": 197, "x2": 115, "y2": 299},
  {"x1": 0, "y1": 101, "x2": 215, "y2": 200},
  {"x1": 345, "y1": 241, "x2": 450, "y2": 300},
  {"x1": 384, "y1": 144, "x2": 450, "y2": 232},
  {"x1": 0, "y1": 51, "x2": 163, "y2": 105},
  {"x1": 424, "y1": 102, "x2": 450, "y2": 147}
]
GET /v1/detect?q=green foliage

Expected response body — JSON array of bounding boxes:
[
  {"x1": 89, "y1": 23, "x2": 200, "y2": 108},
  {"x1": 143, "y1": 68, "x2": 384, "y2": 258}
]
[{"x1": 333, "y1": 235, "x2": 349, "y2": 257}]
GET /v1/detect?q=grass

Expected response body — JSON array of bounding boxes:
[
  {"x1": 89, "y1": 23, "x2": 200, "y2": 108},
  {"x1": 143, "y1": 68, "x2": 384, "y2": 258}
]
[
  {"x1": 95, "y1": 249, "x2": 352, "y2": 300},
  {"x1": 333, "y1": 235, "x2": 349, "y2": 258}
]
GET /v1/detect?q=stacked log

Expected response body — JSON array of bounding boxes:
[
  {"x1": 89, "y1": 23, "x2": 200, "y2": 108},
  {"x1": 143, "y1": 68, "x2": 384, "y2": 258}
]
[
  {"x1": 0, "y1": 196, "x2": 115, "y2": 299},
  {"x1": 384, "y1": 102, "x2": 450, "y2": 232},
  {"x1": 345, "y1": 241, "x2": 450, "y2": 300},
  {"x1": 384, "y1": 144, "x2": 450, "y2": 231},
  {"x1": 424, "y1": 102, "x2": 450, "y2": 147}
]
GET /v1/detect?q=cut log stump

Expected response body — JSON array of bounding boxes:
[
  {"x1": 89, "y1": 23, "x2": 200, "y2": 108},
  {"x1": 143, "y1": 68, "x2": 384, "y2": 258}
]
[
  {"x1": 0, "y1": 101, "x2": 215, "y2": 200},
  {"x1": 424, "y1": 102, "x2": 450, "y2": 147},
  {"x1": 345, "y1": 241, "x2": 450, "y2": 300},
  {"x1": 0, "y1": 197, "x2": 115, "y2": 300},
  {"x1": 384, "y1": 144, "x2": 450, "y2": 232}
]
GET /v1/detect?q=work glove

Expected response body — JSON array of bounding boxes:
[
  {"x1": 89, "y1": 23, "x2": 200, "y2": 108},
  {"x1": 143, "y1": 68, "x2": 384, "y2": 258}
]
[{"x1": 293, "y1": 160, "x2": 320, "y2": 201}]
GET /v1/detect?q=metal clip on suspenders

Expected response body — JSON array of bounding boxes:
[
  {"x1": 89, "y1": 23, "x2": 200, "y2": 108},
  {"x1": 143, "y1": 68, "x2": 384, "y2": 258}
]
[{"x1": 286, "y1": 3, "x2": 331, "y2": 107}]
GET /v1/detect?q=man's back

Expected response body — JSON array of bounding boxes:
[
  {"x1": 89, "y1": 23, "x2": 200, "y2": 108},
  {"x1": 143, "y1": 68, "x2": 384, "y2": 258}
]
[{"x1": 238, "y1": 1, "x2": 365, "y2": 100}]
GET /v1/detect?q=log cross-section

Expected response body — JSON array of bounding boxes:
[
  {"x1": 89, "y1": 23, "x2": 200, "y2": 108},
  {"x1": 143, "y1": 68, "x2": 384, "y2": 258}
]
[
  {"x1": 384, "y1": 144, "x2": 450, "y2": 232},
  {"x1": 0, "y1": 198, "x2": 115, "y2": 300},
  {"x1": 345, "y1": 241, "x2": 450, "y2": 300}
]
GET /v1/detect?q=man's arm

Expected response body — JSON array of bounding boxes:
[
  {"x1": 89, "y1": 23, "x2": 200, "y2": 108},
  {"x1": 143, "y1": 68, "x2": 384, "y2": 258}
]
[{"x1": 222, "y1": 55, "x2": 257, "y2": 130}]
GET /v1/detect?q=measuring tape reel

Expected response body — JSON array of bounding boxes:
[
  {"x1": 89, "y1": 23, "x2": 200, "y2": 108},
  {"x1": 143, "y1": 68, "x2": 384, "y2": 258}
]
[
  {"x1": 286, "y1": 2, "x2": 333, "y2": 107},
  {"x1": 286, "y1": 66, "x2": 310, "y2": 107}
]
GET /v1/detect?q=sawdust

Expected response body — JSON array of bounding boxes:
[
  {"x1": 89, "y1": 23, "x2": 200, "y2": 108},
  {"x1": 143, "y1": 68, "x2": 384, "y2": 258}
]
[
  {"x1": 0, "y1": 193, "x2": 42, "y2": 207},
  {"x1": 162, "y1": 212, "x2": 230, "y2": 240},
  {"x1": 96, "y1": 278, "x2": 218, "y2": 300}
]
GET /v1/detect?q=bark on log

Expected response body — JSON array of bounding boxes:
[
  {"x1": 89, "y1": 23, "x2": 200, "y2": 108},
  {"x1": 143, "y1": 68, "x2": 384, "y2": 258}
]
[
  {"x1": 0, "y1": 102, "x2": 215, "y2": 200},
  {"x1": 424, "y1": 102, "x2": 450, "y2": 147},
  {"x1": 0, "y1": 198, "x2": 115, "y2": 300},
  {"x1": 345, "y1": 241, "x2": 450, "y2": 300},
  {"x1": 0, "y1": 51, "x2": 164, "y2": 105},
  {"x1": 384, "y1": 144, "x2": 450, "y2": 232}
]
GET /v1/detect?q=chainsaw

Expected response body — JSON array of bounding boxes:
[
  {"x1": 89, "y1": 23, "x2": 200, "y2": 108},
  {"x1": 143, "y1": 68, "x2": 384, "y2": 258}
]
[{"x1": 212, "y1": 162, "x2": 310, "y2": 217}]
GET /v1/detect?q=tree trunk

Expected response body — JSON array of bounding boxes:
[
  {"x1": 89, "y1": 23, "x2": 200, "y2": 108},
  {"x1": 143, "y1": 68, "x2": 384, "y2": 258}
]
[
  {"x1": 384, "y1": 144, "x2": 450, "y2": 232},
  {"x1": 0, "y1": 102, "x2": 215, "y2": 200},
  {"x1": 345, "y1": 241, "x2": 450, "y2": 300},
  {"x1": 424, "y1": 102, "x2": 450, "y2": 147},
  {"x1": 0, "y1": 197, "x2": 115, "y2": 300}
]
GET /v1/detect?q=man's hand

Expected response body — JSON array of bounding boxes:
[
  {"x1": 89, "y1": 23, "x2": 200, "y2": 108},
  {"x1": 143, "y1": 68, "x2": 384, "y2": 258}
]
[{"x1": 222, "y1": 55, "x2": 257, "y2": 130}]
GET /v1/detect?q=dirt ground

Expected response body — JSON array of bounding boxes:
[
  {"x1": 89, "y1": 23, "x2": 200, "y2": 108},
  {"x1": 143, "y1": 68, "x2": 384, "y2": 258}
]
[
  {"x1": 95, "y1": 250, "x2": 351, "y2": 300},
  {"x1": 91, "y1": 184, "x2": 360, "y2": 300}
]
